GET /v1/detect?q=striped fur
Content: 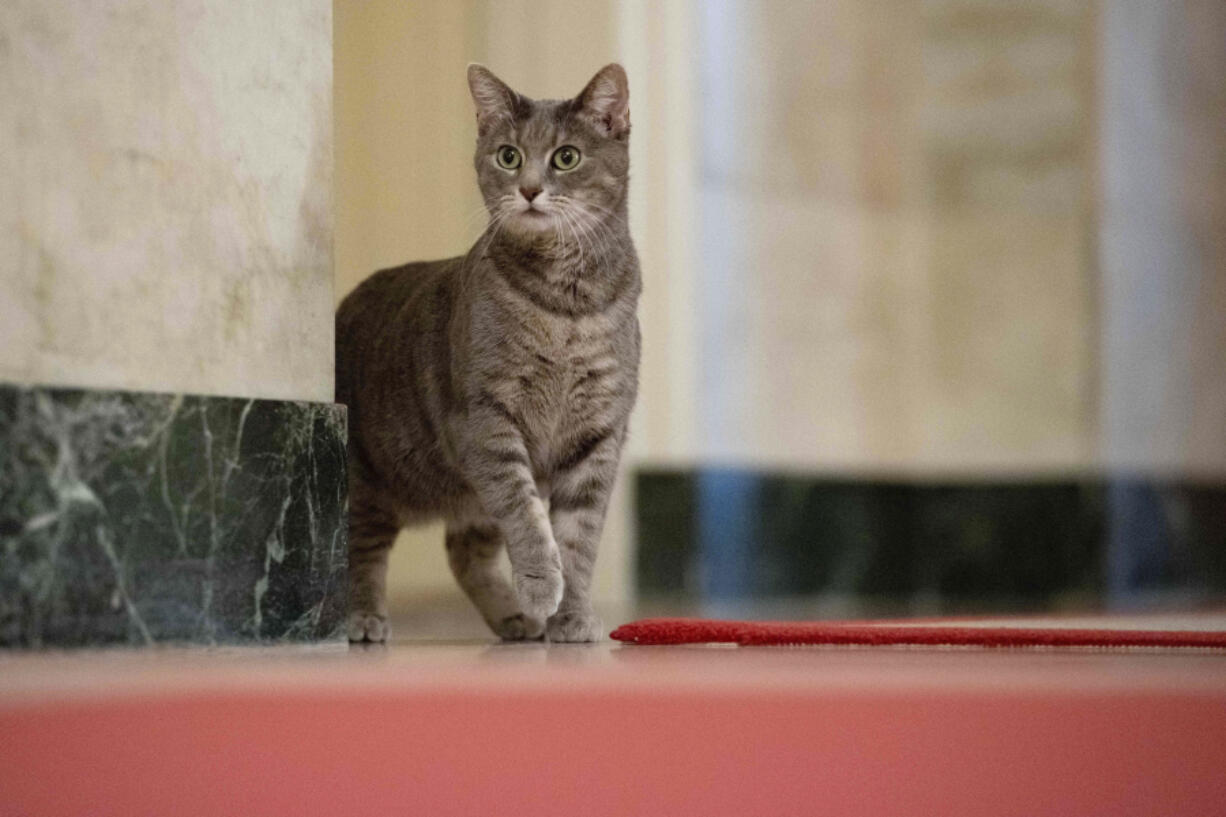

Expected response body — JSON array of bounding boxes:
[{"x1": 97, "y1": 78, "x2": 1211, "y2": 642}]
[{"x1": 336, "y1": 65, "x2": 640, "y2": 643}]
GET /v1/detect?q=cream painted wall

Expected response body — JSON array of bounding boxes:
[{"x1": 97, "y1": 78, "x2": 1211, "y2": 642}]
[
  {"x1": 0, "y1": 0, "x2": 335, "y2": 403},
  {"x1": 695, "y1": 0, "x2": 1100, "y2": 476},
  {"x1": 334, "y1": 2, "x2": 486, "y2": 297},
  {"x1": 1099, "y1": 0, "x2": 1226, "y2": 478},
  {"x1": 686, "y1": 0, "x2": 1223, "y2": 478}
]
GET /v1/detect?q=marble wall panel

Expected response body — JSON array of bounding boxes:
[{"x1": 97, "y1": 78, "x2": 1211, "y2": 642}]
[
  {"x1": 636, "y1": 468, "x2": 1226, "y2": 610},
  {"x1": 0, "y1": 0, "x2": 334, "y2": 403},
  {"x1": 0, "y1": 384, "x2": 347, "y2": 647}
]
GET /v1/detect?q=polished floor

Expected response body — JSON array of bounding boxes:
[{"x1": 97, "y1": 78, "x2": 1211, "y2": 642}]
[{"x1": 2, "y1": 610, "x2": 1225, "y2": 816}]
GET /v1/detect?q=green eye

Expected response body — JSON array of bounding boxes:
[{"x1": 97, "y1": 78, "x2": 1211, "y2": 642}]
[
  {"x1": 551, "y1": 145, "x2": 581, "y2": 171},
  {"x1": 496, "y1": 145, "x2": 522, "y2": 170}
]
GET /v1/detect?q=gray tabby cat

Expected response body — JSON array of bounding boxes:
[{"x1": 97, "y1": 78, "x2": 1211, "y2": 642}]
[{"x1": 335, "y1": 64, "x2": 640, "y2": 643}]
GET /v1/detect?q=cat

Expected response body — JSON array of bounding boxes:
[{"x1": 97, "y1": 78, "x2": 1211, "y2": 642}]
[{"x1": 335, "y1": 64, "x2": 640, "y2": 643}]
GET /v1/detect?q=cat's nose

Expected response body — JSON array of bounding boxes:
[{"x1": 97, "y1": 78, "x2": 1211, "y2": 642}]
[{"x1": 519, "y1": 186, "x2": 542, "y2": 202}]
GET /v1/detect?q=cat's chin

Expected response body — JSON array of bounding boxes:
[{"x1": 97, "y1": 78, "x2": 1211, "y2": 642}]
[{"x1": 507, "y1": 210, "x2": 559, "y2": 237}]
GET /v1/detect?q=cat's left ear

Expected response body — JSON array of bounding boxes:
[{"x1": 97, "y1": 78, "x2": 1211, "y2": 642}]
[{"x1": 575, "y1": 64, "x2": 630, "y2": 139}]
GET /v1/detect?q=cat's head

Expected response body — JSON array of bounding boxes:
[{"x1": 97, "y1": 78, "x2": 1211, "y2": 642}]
[{"x1": 467, "y1": 63, "x2": 630, "y2": 243}]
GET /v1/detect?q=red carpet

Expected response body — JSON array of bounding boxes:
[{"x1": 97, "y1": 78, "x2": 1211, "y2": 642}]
[{"x1": 610, "y1": 617, "x2": 1226, "y2": 649}]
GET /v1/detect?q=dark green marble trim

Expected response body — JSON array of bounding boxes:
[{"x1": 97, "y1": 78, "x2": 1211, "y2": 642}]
[
  {"x1": 636, "y1": 469, "x2": 1226, "y2": 611},
  {"x1": 0, "y1": 383, "x2": 348, "y2": 647}
]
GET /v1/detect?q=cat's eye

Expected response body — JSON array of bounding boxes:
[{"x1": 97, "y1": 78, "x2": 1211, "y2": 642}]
[
  {"x1": 495, "y1": 145, "x2": 522, "y2": 170},
  {"x1": 551, "y1": 145, "x2": 581, "y2": 171}
]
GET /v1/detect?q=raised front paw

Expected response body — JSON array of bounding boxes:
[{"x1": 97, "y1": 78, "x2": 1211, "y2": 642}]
[
  {"x1": 347, "y1": 611, "x2": 390, "y2": 643},
  {"x1": 492, "y1": 612, "x2": 546, "y2": 641},
  {"x1": 513, "y1": 567, "x2": 564, "y2": 621},
  {"x1": 546, "y1": 610, "x2": 603, "y2": 643}
]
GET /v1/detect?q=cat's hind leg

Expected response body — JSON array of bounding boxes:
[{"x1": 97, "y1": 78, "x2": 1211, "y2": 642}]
[
  {"x1": 446, "y1": 516, "x2": 544, "y2": 641},
  {"x1": 347, "y1": 489, "x2": 398, "y2": 643}
]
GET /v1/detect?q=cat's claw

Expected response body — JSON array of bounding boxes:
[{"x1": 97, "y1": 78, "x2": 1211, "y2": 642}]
[
  {"x1": 347, "y1": 611, "x2": 390, "y2": 643},
  {"x1": 546, "y1": 611, "x2": 603, "y2": 643},
  {"x1": 513, "y1": 568, "x2": 564, "y2": 621},
  {"x1": 494, "y1": 613, "x2": 546, "y2": 641}
]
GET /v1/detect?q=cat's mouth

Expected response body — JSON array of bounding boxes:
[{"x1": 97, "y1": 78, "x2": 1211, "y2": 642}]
[{"x1": 516, "y1": 207, "x2": 555, "y2": 228}]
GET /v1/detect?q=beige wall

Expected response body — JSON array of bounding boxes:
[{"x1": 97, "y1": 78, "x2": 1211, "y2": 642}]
[
  {"x1": 1099, "y1": 0, "x2": 1226, "y2": 477},
  {"x1": 690, "y1": 0, "x2": 1224, "y2": 478},
  {"x1": 694, "y1": 0, "x2": 1100, "y2": 476},
  {"x1": 1, "y1": 0, "x2": 335, "y2": 403},
  {"x1": 334, "y1": 2, "x2": 485, "y2": 299}
]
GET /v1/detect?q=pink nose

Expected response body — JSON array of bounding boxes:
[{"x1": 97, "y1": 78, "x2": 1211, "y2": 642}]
[{"x1": 520, "y1": 186, "x2": 541, "y2": 202}]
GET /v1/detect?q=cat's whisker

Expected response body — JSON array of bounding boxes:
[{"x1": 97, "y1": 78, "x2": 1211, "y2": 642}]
[
  {"x1": 572, "y1": 213, "x2": 604, "y2": 270},
  {"x1": 574, "y1": 207, "x2": 624, "y2": 262},
  {"x1": 561, "y1": 209, "x2": 589, "y2": 268},
  {"x1": 474, "y1": 202, "x2": 516, "y2": 259},
  {"x1": 553, "y1": 208, "x2": 572, "y2": 253},
  {"x1": 463, "y1": 195, "x2": 515, "y2": 239},
  {"x1": 462, "y1": 200, "x2": 493, "y2": 225},
  {"x1": 566, "y1": 216, "x2": 583, "y2": 265},
  {"x1": 462, "y1": 210, "x2": 496, "y2": 240},
  {"x1": 561, "y1": 207, "x2": 590, "y2": 266},
  {"x1": 557, "y1": 197, "x2": 625, "y2": 270},
  {"x1": 572, "y1": 206, "x2": 604, "y2": 268},
  {"x1": 562, "y1": 196, "x2": 628, "y2": 228},
  {"x1": 566, "y1": 203, "x2": 613, "y2": 269}
]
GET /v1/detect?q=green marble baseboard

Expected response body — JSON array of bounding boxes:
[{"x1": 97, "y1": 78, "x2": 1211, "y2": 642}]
[
  {"x1": 0, "y1": 383, "x2": 348, "y2": 647},
  {"x1": 636, "y1": 469, "x2": 1226, "y2": 611}
]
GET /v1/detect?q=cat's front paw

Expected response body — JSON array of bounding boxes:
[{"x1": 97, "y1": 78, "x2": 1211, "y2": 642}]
[
  {"x1": 513, "y1": 568, "x2": 564, "y2": 621},
  {"x1": 546, "y1": 610, "x2": 603, "y2": 643},
  {"x1": 493, "y1": 612, "x2": 546, "y2": 641},
  {"x1": 347, "y1": 611, "x2": 391, "y2": 643}
]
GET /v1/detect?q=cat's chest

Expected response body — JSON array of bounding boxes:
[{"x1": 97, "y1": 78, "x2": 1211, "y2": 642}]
[
  {"x1": 516, "y1": 324, "x2": 612, "y2": 410},
  {"x1": 503, "y1": 316, "x2": 627, "y2": 445}
]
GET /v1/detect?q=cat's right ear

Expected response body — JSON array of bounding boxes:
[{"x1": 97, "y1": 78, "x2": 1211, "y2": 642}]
[{"x1": 467, "y1": 64, "x2": 517, "y2": 133}]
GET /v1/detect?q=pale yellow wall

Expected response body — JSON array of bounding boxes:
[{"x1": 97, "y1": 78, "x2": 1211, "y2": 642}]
[
  {"x1": 684, "y1": 0, "x2": 1224, "y2": 478},
  {"x1": 692, "y1": 0, "x2": 1101, "y2": 476},
  {"x1": 334, "y1": 1, "x2": 486, "y2": 299},
  {"x1": 1099, "y1": 0, "x2": 1226, "y2": 477},
  {"x1": 1, "y1": 0, "x2": 334, "y2": 403}
]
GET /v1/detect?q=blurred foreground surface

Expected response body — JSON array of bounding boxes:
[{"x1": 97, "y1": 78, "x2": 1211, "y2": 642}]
[{"x1": 2, "y1": 609, "x2": 1224, "y2": 816}]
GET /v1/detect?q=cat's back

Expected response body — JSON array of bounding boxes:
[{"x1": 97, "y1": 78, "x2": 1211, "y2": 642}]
[
  {"x1": 335, "y1": 257, "x2": 460, "y2": 406},
  {"x1": 336, "y1": 259, "x2": 454, "y2": 338}
]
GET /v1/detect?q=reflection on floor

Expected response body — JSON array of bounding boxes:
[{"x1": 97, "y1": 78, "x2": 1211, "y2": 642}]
[{"x1": 1, "y1": 609, "x2": 1224, "y2": 816}]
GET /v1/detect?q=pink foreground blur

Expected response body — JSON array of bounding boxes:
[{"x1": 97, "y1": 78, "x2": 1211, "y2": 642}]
[{"x1": 2, "y1": 636, "x2": 1225, "y2": 815}]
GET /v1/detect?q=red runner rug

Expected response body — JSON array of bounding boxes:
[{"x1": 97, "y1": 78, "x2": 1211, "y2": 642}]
[{"x1": 610, "y1": 617, "x2": 1226, "y2": 649}]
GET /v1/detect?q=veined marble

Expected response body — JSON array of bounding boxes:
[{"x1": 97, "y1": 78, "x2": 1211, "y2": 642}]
[
  {"x1": 0, "y1": 0, "x2": 334, "y2": 403},
  {"x1": 0, "y1": 384, "x2": 347, "y2": 647},
  {"x1": 636, "y1": 469, "x2": 1226, "y2": 609}
]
